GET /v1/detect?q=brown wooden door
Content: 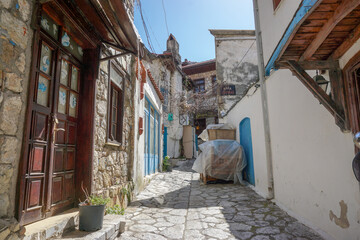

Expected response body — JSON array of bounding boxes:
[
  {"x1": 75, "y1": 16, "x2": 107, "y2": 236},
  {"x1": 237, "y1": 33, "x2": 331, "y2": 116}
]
[{"x1": 19, "y1": 33, "x2": 81, "y2": 225}]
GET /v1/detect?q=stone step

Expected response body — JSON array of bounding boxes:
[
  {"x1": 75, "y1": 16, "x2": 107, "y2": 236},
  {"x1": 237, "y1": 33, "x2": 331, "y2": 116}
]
[
  {"x1": 60, "y1": 215, "x2": 126, "y2": 240},
  {"x1": 24, "y1": 209, "x2": 79, "y2": 240}
]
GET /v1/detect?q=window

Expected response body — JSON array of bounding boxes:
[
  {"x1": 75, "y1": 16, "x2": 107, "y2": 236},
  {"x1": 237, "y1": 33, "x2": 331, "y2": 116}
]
[
  {"x1": 107, "y1": 61, "x2": 125, "y2": 143},
  {"x1": 194, "y1": 78, "x2": 205, "y2": 93},
  {"x1": 212, "y1": 75, "x2": 217, "y2": 94},
  {"x1": 273, "y1": 0, "x2": 282, "y2": 10}
]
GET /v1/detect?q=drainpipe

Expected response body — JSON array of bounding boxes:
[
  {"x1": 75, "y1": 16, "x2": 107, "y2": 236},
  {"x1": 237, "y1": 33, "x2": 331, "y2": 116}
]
[{"x1": 253, "y1": 0, "x2": 274, "y2": 199}]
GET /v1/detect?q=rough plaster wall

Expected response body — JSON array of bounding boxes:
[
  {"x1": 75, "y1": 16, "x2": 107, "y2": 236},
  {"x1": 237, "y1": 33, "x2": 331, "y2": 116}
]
[
  {"x1": 149, "y1": 59, "x2": 183, "y2": 158},
  {"x1": 258, "y1": 0, "x2": 302, "y2": 65},
  {"x1": 222, "y1": 85, "x2": 268, "y2": 198},
  {"x1": 133, "y1": 58, "x2": 164, "y2": 193},
  {"x1": 92, "y1": 55, "x2": 135, "y2": 206},
  {"x1": 216, "y1": 39, "x2": 258, "y2": 116},
  {"x1": 266, "y1": 69, "x2": 360, "y2": 239},
  {"x1": 0, "y1": 0, "x2": 33, "y2": 218}
]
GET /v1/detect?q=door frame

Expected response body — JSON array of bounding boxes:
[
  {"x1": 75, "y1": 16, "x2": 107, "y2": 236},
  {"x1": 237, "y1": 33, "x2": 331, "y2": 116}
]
[{"x1": 16, "y1": 5, "x2": 100, "y2": 225}]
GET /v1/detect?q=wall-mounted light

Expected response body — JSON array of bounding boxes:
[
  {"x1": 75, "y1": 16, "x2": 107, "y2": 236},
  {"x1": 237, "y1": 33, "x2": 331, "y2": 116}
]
[{"x1": 313, "y1": 70, "x2": 329, "y2": 92}]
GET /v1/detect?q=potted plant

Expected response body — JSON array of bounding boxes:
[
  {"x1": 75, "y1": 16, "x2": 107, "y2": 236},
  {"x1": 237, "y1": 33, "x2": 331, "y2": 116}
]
[{"x1": 79, "y1": 187, "x2": 110, "y2": 232}]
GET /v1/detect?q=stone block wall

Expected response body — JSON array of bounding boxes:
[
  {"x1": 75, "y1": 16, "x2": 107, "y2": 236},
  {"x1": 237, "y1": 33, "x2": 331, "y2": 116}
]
[
  {"x1": 92, "y1": 56, "x2": 135, "y2": 208},
  {"x1": 0, "y1": 0, "x2": 33, "y2": 219}
]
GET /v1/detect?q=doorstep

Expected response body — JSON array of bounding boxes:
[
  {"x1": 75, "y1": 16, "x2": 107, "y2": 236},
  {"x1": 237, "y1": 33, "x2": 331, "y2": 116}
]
[
  {"x1": 60, "y1": 214, "x2": 126, "y2": 240},
  {"x1": 24, "y1": 208, "x2": 79, "y2": 240}
]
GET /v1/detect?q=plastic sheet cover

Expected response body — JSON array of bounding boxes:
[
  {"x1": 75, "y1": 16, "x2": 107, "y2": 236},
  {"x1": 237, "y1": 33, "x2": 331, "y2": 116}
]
[
  {"x1": 192, "y1": 140, "x2": 247, "y2": 184},
  {"x1": 198, "y1": 123, "x2": 234, "y2": 142}
]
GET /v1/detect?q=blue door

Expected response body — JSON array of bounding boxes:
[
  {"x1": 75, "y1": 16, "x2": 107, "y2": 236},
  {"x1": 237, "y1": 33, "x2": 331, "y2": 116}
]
[
  {"x1": 144, "y1": 97, "x2": 160, "y2": 176},
  {"x1": 163, "y1": 127, "x2": 168, "y2": 159},
  {"x1": 240, "y1": 117, "x2": 255, "y2": 185}
]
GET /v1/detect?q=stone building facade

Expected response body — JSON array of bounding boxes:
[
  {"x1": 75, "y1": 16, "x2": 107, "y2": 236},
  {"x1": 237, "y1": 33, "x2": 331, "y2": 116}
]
[
  {"x1": 0, "y1": 0, "x2": 141, "y2": 238},
  {"x1": 92, "y1": 51, "x2": 135, "y2": 207},
  {"x1": 0, "y1": 0, "x2": 34, "y2": 238},
  {"x1": 210, "y1": 30, "x2": 259, "y2": 118},
  {"x1": 182, "y1": 59, "x2": 218, "y2": 135}
]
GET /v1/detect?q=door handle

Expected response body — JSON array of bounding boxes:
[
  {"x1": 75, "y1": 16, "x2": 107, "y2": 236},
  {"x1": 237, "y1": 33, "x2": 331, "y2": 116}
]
[{"x1": 52, "y1": 115, "x2": 65, "y2": 144}]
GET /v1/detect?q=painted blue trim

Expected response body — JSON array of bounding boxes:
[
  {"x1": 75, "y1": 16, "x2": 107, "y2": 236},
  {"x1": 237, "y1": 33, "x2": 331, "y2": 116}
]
[
  {"x1": 265, "y1": 0, "x2": 319, "y2": 76},
  {"x1": 144, "y1": 96, "x2": 161, "y2": 176}
]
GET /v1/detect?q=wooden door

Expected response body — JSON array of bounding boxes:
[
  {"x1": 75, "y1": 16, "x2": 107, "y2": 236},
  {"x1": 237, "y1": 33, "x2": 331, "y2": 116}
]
[{"x1": 18, "y1": 33, "x2": 81, "y2": 225}]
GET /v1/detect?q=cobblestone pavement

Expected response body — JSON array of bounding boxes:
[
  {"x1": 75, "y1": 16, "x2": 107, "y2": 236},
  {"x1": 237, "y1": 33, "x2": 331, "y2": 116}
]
[{"x1": 119, "y1": 160, "x2": 323, "y2": 240}]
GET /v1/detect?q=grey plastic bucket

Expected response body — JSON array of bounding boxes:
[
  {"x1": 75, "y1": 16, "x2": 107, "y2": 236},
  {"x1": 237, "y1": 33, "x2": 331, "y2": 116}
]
[{"x1": 79, "y1": 204, "x2": 106, "y2": 232}]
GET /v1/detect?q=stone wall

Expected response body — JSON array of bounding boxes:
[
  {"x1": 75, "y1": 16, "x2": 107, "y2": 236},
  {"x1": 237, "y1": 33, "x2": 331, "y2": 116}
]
[
  {"x1": 92, "y1": 55, "x2": 135, "y2": 208},
  {"x1": 0, "y1": 0, "x2": 33, "y2": 219}
]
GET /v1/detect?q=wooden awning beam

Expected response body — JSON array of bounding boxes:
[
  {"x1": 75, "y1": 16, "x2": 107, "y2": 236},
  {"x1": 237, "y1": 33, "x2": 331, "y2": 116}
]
[
  {"x1": 330, "y1": 22, "x2": 360, "y2": 60},
  {"x1": 300, "y1": 0, "x2": 360, "y2": 61},
  {"x1": 275, "y1": 60, "x2": 339, "y2": 70},
  {"x1": 287, "y1": 60, "x2": 345, "y2": 122}
]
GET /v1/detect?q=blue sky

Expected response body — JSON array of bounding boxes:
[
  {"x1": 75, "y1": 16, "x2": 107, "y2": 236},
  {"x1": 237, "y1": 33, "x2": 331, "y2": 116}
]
[{"x1": 134, "y1": 0, "x2": 255, "y2": 63}]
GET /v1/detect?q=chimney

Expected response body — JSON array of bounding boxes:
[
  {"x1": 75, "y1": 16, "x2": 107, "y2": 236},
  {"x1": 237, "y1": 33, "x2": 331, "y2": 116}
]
[{"x1": 165, "y1": 34, "x2": 181, "y2": 64}]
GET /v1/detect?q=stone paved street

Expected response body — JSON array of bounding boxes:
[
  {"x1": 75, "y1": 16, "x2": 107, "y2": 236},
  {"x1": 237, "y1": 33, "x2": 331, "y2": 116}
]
[{"x1": 119, "y1": 160, "x2": 323, "y2": 240}]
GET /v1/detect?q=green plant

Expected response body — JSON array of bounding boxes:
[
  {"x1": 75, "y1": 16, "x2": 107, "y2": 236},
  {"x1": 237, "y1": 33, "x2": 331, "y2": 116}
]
[
  {"x1": 106, "y1": 205, "x2": 125, "y2": 215},
  {"x1": 80, "y1": 182, "x2": 110, "y2": 206},
  {"x1": 88, "y1": 195, "x2": 110, "y2": 206},
  {"x1": 162, "y1": 156, "x2": 171, "y2": 171}
]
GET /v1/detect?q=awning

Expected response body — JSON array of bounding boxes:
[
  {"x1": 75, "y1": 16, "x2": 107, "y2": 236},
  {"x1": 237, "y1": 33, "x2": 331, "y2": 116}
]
[
  {"x1": 267, "y1": 0, "x2": 360, "y2": 74},
  {"x1": 42, "y1": 0, "x2": 140, "y2": 54},
  {"x1": 265, "y1": 0, "x2": 360, "y2": 131}
]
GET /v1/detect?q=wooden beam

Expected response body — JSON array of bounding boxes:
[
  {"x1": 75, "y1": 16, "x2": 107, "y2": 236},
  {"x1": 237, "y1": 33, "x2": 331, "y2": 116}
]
[
  {"x1": 329, "y1": 66, "x2": 350, "y2": 131},
  {"x1": 330, "y1": 23, "x2": 360, "y2": 60},
  {"x1": 287, "y1": 60, "x2": 345, "y2": 123},
  {"x1": 300, "y1": 0, "x2": 360, "y2": 61},
  {"x1": 275, "y1": 60, "x2": 338, "y2": 70}
]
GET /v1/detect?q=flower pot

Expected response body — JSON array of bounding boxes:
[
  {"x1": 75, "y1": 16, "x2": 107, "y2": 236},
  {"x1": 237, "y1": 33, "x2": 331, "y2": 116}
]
[{"x1": 79, "y1": 204, "x2": 106, "y2": 232}]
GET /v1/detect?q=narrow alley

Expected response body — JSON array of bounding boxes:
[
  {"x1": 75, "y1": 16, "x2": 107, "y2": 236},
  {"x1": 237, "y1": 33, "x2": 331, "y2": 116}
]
[{"x1": 119, "y1": 160, "x2": 323, "y2": 240}]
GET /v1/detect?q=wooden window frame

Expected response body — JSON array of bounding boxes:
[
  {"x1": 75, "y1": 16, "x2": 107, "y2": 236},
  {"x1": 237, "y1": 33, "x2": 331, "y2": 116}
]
[
  {"x1": 273, "y1": 0, "x2": 282, "y2": 10},
  {"x1": 194, "y1": 78, "x2": 205, "y2": 93},
  {"x1": 107, "y1": 60, "x2": 125, "y2": 144}
]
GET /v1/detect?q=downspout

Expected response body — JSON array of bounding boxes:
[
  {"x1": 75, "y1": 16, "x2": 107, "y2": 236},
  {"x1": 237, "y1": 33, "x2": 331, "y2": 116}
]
[{"x1": 253, "y1": 0, "x2": 274, "y2": 199}]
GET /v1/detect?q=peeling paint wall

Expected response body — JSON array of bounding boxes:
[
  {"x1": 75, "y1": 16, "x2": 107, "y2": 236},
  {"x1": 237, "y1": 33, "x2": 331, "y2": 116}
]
[
  {"x1": 211, "y1": 30, "x2": 259, "y2": 117},
  {"x1": 255, "y1": 2, "x2": 360, "y2": 239},
  {"x1": 145, "y1": 56, "x2": 185, "y2": 159}
]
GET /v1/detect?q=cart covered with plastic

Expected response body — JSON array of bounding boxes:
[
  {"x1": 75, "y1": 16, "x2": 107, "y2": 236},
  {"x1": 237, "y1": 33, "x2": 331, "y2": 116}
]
[{"x1": 192, "y1": 139, "x2": 247, "y2": 184}]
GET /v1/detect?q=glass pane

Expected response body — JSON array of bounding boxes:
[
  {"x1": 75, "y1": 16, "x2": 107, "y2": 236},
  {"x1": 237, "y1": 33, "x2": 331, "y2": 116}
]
[
  {"x1": 71, "y1": 67, "x2": 79, "y2": 91},
  {"x1": 112, "y1": 107, "x2": 117, "y2": 122},
  {"x1": 111, "y1": 124, "x2": 116, "y2": 140},
  {"x1": 150, "y1": 117, "x2": 154, "y2": 155},
  {"x1": 40, "y1": 44, "x2": 52, "y2": 75},
  {"x1": 112, "y1": 89, "x2": 118, "y2": 106},
  {"x1": 60, "y1": 60, "x2": 69, "y2": 86},
  {"x1": 69, "y1": 92, "x2": 78, "y2": 117},
  {"x1": 58, "y1": 87, "x2": 67, "y2": 114},
  {"x1": 110, "y1": 65, "x2": 123, "y2": 89},
  {"x1": 145, "y1": 100, "x2": 149, "y2": 110},
  {"x1": 40, "y1": 13, "x2": 59, "y2": 40},
  {"x1": 36, "y1": 75, "x2": 49, "y2": 107},
  {"x1": 61, "y1": 32, "x2": 83, "y2": 61}
]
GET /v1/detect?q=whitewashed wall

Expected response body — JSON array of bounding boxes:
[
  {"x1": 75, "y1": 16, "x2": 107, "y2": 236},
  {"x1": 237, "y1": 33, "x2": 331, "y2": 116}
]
[
  {"x1": 258, "y1": 0, "x2": 301, "y2": 65},
  {"x1": 221, "y1": 85, "x2": 269, "y2": 197},
  {"x1": 265, "y1": 69, "x2": 359, "y2": 239},
  {"x1": 133, "y1": 62, "x2": 163, "y2": 194}
]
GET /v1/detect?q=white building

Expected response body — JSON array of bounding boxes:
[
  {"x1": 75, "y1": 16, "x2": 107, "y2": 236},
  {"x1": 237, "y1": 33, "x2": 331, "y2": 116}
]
[{"x1": 222, "y1": 1, "x2": 360, "y2": 239}]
